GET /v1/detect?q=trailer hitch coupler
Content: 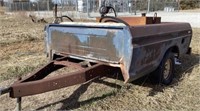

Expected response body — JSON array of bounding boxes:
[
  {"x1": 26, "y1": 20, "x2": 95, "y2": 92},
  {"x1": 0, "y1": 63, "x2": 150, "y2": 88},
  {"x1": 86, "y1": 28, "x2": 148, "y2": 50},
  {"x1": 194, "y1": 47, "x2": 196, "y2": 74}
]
[{"x1": 0, "y1": 87, "x2": 11, "y2": 96}]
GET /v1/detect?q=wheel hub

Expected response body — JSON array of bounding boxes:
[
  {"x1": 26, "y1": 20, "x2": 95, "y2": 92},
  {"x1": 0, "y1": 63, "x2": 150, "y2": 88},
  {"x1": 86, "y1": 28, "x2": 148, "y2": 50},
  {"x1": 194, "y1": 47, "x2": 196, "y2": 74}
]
[{"x1": 163, "y1": 59, "x2": 172, "y2": 79}]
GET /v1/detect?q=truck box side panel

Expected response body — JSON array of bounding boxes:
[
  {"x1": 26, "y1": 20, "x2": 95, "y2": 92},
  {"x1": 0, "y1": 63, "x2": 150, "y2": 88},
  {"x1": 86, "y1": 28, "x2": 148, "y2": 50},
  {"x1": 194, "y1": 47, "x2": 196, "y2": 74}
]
[
  {"x1": 127, "y1": 23, "x2": 192, "y2": 82},
  {"x1": 47, "y1": 24, "x2": 125, "y2": 64}
]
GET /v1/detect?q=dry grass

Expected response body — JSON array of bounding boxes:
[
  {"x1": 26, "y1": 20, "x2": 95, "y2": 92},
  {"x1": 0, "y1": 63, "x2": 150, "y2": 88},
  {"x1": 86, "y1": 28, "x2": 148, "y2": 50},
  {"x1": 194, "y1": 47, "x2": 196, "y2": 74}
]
[
  {"x1": 180, "y1": 8, "x2": 200, "y2": 12},
  {"x1": 0, "y1": 14, "x2": 47, "y2": 82},
  {"x1": 0, "y1": 14, "x2": 199, "y2": 110}
]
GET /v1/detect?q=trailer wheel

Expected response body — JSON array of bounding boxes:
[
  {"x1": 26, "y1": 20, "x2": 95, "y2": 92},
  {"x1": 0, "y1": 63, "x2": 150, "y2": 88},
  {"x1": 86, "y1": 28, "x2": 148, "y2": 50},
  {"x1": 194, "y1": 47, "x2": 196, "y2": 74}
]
[{"x1": 152, "y1": 51, "x2": 175, "y2": 85}]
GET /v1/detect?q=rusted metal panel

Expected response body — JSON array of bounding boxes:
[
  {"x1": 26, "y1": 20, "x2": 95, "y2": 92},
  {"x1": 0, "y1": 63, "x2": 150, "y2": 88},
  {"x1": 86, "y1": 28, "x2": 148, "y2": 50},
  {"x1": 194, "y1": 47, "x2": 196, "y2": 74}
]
[
  {"x1": 96, "y1": 17, "x2": 161, "y2": 26},
  {"x1": 126, "y1": 22, "x2": 192, "y2": 82},
  {"x1": 45, "y1": 22, "x2": 192, "y2": 83}
]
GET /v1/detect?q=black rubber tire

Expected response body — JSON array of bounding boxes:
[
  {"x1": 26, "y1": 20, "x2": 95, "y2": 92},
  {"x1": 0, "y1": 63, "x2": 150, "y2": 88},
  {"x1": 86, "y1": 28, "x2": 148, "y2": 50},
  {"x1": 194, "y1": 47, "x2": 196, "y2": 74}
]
[{"x1": 151, "y1": 51, "x2": 175, "y2": 85}]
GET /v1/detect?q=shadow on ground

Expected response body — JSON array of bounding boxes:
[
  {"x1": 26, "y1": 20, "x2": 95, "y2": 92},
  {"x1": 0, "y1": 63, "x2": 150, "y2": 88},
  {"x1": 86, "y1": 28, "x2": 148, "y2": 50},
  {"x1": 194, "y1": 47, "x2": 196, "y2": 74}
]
[
  {"x1": 36, "y1": 53, "x2": 199, "y2": 110},
  {"x1": 36, "y1": 77, "x2": 122, "y2": 110},
  {"x1": 132, "y1": 53, "x2": 200, "y2": 96}
]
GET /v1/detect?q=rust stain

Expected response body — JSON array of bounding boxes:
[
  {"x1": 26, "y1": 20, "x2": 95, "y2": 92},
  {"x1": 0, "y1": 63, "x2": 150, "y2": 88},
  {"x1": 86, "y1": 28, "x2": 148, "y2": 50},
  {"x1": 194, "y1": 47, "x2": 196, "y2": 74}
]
[{"x1": 51, "y1": 29, "x2": 120, "y2": 62}]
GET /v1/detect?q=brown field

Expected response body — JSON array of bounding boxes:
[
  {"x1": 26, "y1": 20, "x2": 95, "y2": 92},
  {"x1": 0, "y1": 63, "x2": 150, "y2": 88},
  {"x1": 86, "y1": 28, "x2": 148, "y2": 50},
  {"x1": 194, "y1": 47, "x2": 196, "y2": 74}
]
[
  {"x1": 180, "y1": 8, "x2": 200, "y2": 12},
  {"x1": 0, "y1": 12, "x2": 200, "y2": 110}
]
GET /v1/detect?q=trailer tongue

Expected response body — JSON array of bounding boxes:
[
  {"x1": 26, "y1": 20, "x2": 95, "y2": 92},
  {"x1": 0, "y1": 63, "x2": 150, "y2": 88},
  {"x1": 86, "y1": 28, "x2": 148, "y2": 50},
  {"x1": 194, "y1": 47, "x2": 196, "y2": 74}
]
[
  {"x1": 0, "y1": 56, "x2": 120, "y2": 110},
  {"x1": 9, "y1": 57, "x2": 119, "y2": 98}
]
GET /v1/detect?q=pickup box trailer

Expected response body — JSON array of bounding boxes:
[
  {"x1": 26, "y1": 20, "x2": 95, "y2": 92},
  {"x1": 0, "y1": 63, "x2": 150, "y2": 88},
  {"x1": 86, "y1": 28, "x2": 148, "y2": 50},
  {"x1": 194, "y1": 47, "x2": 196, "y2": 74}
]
[
  {"x1": 0, "y1": 4, "x2": 192, "y2": 110},
  {"x1": 45, "y1": 21, "x2": 192, "y2": 83}
]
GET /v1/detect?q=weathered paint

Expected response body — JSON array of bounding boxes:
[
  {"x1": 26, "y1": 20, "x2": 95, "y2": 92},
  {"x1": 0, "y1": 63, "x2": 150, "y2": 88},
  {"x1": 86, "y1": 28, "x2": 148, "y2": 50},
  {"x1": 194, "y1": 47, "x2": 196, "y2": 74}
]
[
  {"x1": 96, "y1": 16, "x2": 161, "y2": 26},
  {"x1": 45, "y1": 22, "x2": 192, "y2": 83},
  {"x1": 47, "y1": 23, "x2": 126, "y2": 63},
  {"x1": 127, "y1": 22, "x2": 192, "y2": 82}
]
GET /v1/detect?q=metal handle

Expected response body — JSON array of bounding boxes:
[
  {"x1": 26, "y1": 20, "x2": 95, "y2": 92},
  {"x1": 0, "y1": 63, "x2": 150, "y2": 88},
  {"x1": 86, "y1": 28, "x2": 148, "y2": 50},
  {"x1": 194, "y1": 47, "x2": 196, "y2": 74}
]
[{"x1": 153, "y1": 12, "x2": 158, "y2": 24}]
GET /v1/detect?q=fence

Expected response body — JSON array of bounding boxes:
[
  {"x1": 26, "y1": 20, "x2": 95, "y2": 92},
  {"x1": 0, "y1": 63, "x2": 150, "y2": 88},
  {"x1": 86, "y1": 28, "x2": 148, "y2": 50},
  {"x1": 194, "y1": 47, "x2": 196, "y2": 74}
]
[
  {"x1": 1, "y1": 0, "x2": 186, "y2": 18},
  {"x1": 3, "y1": 0, "x2": 181, "y2": 12},
  {"x1": 3, "y1": 1, "x2": 54, "y2": 12}
]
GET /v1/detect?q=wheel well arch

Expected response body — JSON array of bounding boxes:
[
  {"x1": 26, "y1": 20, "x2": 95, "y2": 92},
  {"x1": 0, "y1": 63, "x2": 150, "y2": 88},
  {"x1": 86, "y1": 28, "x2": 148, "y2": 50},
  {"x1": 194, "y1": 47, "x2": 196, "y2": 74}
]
[
  {"x1": 158, "y1": 46, "x2": 179, "y2": 69},
  {"x1": 168, "y1": 46, "x2": 179, "y2": 57}
]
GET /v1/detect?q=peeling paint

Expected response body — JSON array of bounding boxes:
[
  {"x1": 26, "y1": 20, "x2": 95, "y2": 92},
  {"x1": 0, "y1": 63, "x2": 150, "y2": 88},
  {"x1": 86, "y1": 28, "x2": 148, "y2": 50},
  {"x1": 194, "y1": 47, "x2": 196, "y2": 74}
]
[{"x1": 46, "y1": 22, "x2": 192, "y2": 83}]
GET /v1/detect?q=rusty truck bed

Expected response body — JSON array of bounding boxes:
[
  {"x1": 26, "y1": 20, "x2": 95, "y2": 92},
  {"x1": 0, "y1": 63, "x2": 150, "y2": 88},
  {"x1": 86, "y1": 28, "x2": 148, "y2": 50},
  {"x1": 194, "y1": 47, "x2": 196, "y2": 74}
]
[{"x1": 45, "y1": 22, "x2": 192, "y2": 83}]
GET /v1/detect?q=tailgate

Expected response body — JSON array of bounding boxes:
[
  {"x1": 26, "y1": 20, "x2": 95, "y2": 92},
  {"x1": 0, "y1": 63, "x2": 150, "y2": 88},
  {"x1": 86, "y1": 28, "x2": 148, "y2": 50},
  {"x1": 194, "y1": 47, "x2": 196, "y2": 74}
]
[{"x1": 46, "y1": 23, "x2": 126, "y2": 63}]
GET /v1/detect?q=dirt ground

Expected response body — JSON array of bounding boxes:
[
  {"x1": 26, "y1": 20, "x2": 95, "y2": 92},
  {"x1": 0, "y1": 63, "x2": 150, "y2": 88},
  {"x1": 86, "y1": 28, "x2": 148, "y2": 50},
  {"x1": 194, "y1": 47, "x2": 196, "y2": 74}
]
[{"x1": 0, "y1": 12, "x2": 200, "y2": 110}]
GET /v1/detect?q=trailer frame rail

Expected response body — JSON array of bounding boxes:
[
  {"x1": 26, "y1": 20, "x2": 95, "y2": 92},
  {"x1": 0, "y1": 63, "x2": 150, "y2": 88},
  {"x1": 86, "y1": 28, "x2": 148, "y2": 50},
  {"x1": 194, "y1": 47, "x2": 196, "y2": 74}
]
[{"x1": 1, "y1": 56, "x2": 119, "y2": 98}]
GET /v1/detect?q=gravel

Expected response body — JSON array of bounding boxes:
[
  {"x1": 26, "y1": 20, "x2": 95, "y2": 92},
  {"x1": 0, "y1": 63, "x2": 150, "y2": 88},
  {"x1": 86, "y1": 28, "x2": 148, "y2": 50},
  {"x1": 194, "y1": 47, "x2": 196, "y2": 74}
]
[{"x1": 147, "y1": 11, "x2": 200, "y2": 28}]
